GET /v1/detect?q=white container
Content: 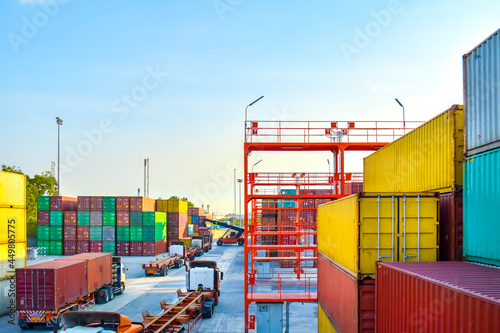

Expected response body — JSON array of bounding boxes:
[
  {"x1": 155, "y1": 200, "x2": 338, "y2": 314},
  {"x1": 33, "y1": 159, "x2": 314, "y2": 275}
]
[{"x1": 463, "y1": 28, "x2": 500, "y2": 156}]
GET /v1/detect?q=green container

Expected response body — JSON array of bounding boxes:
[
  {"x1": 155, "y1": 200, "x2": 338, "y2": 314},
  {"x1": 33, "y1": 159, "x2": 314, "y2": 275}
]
[
  {"x1": 49, "y1": 226, "x2": 63, "y2": 241},
  {"x1": 37, "y1": 196, "x2": 50, "y2": 211},
  {"x1": 38, "y1": 240, "x2": 49, "y2": 250},
  {"x1": 49, "y1": 211, "x2": 64, "y2": 226},
  {"x1": 102, "y1": 241, "x2": 116, "y2": 255},
  {"x1": 77, "y1": 211, "x2": 90, "y2": 226},
  {"x1": 155, "y1": 212, "x2": 167, "y2": 223},
  {"x1": 89, "y1": 226, "x2": 102, "y2": 241},
  {"x1": 37, "y1": 225, "x2": 50, "y2": 241},
  {"x1": 117, "y1": 226, "x2": 130, "y2": 241},
  {"x1": 142, "y1": 212, "x2": 155, "y2": 227},
  {"x1": 130, "y1": 226, "x2": 143, "y2": 241},
  {"x1": 155, "y1": 225, "x2": 166, "y2": 241},
  {"x1": 103, "y1": 212, "x2": 116, "y2": 226},
  {"x1": 49, "y1": 241, "x2": 63, "y2": 255},
  {"x1": 102, "y1": 196, "x2": 116, "y2": 212},
  {"x1": 142, "y1": 227, "x2": 155, "y2": 241},
  {"x1": 130, "y1": 212, "x2": 143, "y2": 227}
]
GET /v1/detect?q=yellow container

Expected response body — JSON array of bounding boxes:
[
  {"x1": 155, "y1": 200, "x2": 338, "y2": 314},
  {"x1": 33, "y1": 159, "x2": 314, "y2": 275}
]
[
  {"x1": 192, "y1": 232, "x2": 199, "y2": 237},
  {"x1": 179, "y1": 237, "x2": 191, "y2": 248},
  {"x1": 212, "y1": 229, "x2": 227, "y2": 239},
  {"x1": 318, "y1": 303, "x2": 337, "y2": 333},
  {"x1": 167, "y1": 199, "x2": 188, "y2": 214},
  {"x1": 156, "y1": 200, "x2": 168, "y2": 212},
  {"x1": 0, "y1": 208, "x2": 26, "y2": 244},
  {"x1": 364, "y1": 105, "x2": 464, "y2": 193},
  {"x1": 0, "y1": 171, "x2": 26, "y2": 208},
  {"x1": 317, "y1": 193, "x2": 439, "y2": 279},
  {"x1": 188, "y1": 216, "x2": 192, "y2": 224},
  {"x1": 0, "y1": 242, "x2": 27, "y2": 278}
]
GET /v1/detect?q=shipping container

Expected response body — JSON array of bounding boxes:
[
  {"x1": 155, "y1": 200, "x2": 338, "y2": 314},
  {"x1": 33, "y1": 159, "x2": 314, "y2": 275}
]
[
  {"x1": 179, "y1": 238, "x2": 191, "y2": 248},
  {"x1": 364, "y1": 105, "x2": 464, "y2": 193},
  {"x1": 37, "y1": 225, "x2": 50, "y2": 241},
  {"x1": 77, "y1": 211, "x2": 90, "y2": 226},
  {"x1": 317, "y1": 193, "x2": 439, "y2": 279},
  {"x1": 318, "y1": 303, "x2": 336, "y2": 333},
  {"x1": 49, "y1": 241, "x2": 63, "y2": 255},
  {"x1": 0, "y1": 207, "x2": 26, "y2": 243},
  {"x1": 130, "y1": 211, "x2": 143, "y2": 227},
  {"x1": 0, "y1": 171, "x2": 26, "y2": 208},
  {"x1": 154, "y1": 239, "x2": 166, "y2": 255},
  {"x1": 167, "y1": 213, "x2": 188, "y2": 240},
  {"x1": 16, "y1": 259, "x2": 88, "y2": 310},
  {"x1": 0, "y1": 242, "x2": 27, "y2": 279},
  {"x1": 64, "y1": 211, "x2": 77, "y2": 226},
  {"x1": 64, "y1": 225, "x2": 77, "y2": 241},
  {"x1": 90, "y1": 196, "x2": 103, "y2": 211},
  {"x1": 142, "y1": 241, "x2": 155, "y2": 256},
  {"x1": 77, "y1": 241, "x2": 89, "y2": 254},
  {"x1": 142, "y1": 212, "x2": 155, "y2": 226},
  {"x1": 130, "y1": 197, "x2": 156, "y2": 212},
  {"x1": 102, "y1": 241, "x2": 115, "y2": 255},
  {"x1": 37, "y1": 196, "x2": 50, "y2": 211},
  {"x1": 463, "y1": 28, "x2": 500, "y2": 156},
  {"x1": 89, "y1": 211, "x2": 103, "y2": 226},
  {"x1": 102, "y1": 196, "x2": 116, "y2": 212},
  {"x1": 142, "y1": 227, "x2": 154, "y2": 241},
  {"x1": 37, "y1": 240, "x2": 49, "y2": 251},
  {"x1": 37, "y1": 210, "x2": 50, "y2": 226},
  {"x1": 130, "y1": 226, "x2": 143, "y2": 241},
  {"x1": 49, "y1": 196, "x2": 77, "y2": 211},
  {"x1": 64, "y1": 240, "x2": 77, "y2": 255},
  {"x1": 117, "y1": 226, "x2": 130, "y2": 242},
  {"x1": 464, "y1": 147, "x2": 500, "y2": 266},
  {"x1": 376, "y1": 261, "x2": 500, "y2": 333},
  {"x1": 0, "y1": 277, "x2": 16, "y2": 316},
  {"x1": 89, "y1": 226, "x2": 102, "y2": 241},
  {"x1": 167, "y1": 199, "x2": 188, "y2": 214},
  {"x1": 63, "y1": 253, "x2": 112, "y2": 292},
  {"x1": 90, "y1": 241, "x2": 102, "y2": 253},
  {"x1": 156, "y1": 199, "x2": 168, "y2": 212},
  {"x1": 318, "y1": 254, "x2": 374, "y2": 333},
  {"x1": 130, "y1": 241, "x2": 143, "y2": 256},
  {"x1": 116, "y1": 196, "x2": 130, "y2": 211},
  {"x1": 49, "y1": 226, "x2": 63, "y2": 241},
  {"x1": 77, "y1": 226, "x2": 90, "y2": 241},
  {"x1": 102, "y1": 212, "x2": 116, "y2": 226},
  {"x1": 77, "y1": 196, "x2": 91, "y2": 211},
  {"x1": 192, "y1": 216, "x2": 200, "y2": 225},
  {"x1": 116, "y1": 241, "x2": 129, "y2": 256},
  {"x1": 439, "y1": 190, "x2": 463, "y2": 261},
  {"x1": 102, "y1": 226, "x2": 115, "y2": 241},
  {"x1": 117, "y1": 211, "x2": 130, "y2": 227},
  {"x1": 187, "y1": 224, "x2": 194, "y2": 236},
  {"x1": 49, "y1": 210, "x2": 64, "y2": 226}
]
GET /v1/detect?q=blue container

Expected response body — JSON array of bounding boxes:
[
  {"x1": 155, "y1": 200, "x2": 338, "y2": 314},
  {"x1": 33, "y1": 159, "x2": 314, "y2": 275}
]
[
  {"x1": 464, "y1": 147, "x2": 500, "y2": 266},
  {"x1": 192, "y1": 216, "x2": 200, "y2": 225}
]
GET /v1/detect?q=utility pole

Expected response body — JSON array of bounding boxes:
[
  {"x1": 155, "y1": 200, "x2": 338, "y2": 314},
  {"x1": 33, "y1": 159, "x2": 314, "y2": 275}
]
[
  {"x1": 56, "y1": 117, "x2": 63, "y2": 196},
  {"x1": 237, "y1": 179, "x2": 243, "y2": 227},
  {"x1": 143, "y1": 158, "x2": 150, "y2": 197},
  {"x1": 233, "y1": 169, "x2": 236, "y2": 225}
]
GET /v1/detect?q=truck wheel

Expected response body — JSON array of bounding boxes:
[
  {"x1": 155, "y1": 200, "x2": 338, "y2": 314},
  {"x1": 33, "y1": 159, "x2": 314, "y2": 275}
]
[
  {"x1": 18, "y1": 320, "x2": 33, "y2": 330},
  {"x1": 106, "y1": 286, "x2": 115, "y2": 300},
  {"x1": 117, "y1": 283, "x2": 124, "y2": 295},
  {"x1": 238, "y1": 239, "x2": 244, "y2": 246},
  {"x1": 217, "y1": 240, "x2": 223, "y2": 246}
]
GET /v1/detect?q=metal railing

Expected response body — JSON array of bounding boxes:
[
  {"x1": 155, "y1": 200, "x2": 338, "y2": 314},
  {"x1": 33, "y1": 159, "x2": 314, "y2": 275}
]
[{"x1": 248, "y1": 272, "x2": 317, "y2": 299}]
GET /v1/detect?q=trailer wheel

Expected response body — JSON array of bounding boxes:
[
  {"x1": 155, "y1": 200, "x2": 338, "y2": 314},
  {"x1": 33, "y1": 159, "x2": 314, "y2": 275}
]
[
  {"x1": 18, "y1": 320, "x2": 33, "y2": 330},
  {"x1": 217, "y1": 240, "x2": 223, "y2": 246},
  {"x1": 238, "y1": 239, "x2": 244, "y2": 246}
]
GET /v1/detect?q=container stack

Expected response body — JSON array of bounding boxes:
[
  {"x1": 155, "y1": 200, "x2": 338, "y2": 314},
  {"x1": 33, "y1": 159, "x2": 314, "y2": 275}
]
[
  {"x1": 44, "y1": 196, "x2": 77, "y2": 255},
  {"x1": 187, "y1": 207, "x2": 203, "y2": 237},
  {"x1": 165, "y1": 199, "x2": 188, "y2": 246},
  {"x1": 0, "y1": 171, "x2": 27, "y2": 315}
]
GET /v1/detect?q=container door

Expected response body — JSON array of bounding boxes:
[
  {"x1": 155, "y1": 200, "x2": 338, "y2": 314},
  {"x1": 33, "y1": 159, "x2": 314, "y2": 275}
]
[{"x1": 397, "y1": 195, "x2": 439, "y2": 262}]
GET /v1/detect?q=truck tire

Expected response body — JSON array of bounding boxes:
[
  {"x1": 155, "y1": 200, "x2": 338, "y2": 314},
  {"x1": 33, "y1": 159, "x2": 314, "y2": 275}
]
[
  {"x1": 117, "y1": 282, "x2": 124, "y2": 295},
  {"x1": 18, "y1": 320, "x2": 33, "y2": 330},
  {"x1": 238, "y1": 239, "x2": 244, "y2": 246},
  {"x1": 96, "y1": 288, "x2": 110, "y2": 304},
  {"x1": 106, "y1": 286, "x2": 115, "y2": 300},
  {"x1": 217, "y1": 240, "x2": 223, "y2": 246}
]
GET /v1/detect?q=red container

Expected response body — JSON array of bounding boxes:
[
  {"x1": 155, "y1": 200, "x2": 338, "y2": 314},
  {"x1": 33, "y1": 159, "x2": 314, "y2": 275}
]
[
  {"x1": 155, "y1": 239, "x2": 167, "y2": 255},
  {"x1": 90, "y1": 196, "x2": 103, "y2": 211},
  {"x1": 117, "y1": 211, "x2": 130, "y2": 226},
  {"x1": 77, "y1": 226, "x2": 90, "y2": 241},
  {"x1": 65, "y1": 253, "x2": 112, "y2": 291},
  {"x1": 116, "y1": 241, "x2": 130, "y2": 256},
  {"x1": 77, "y1": 241, "x2": 89, "y2": 253},
  {"x1": 439, "y1": 190, "x2": 463, "y2": 261},
  {"x1": 130, "y1": 241, "x2": 143, "y2": 256},
  {"x1": 376, "y1": 261, "x2": 500, "y2": 333},
  {"x1": 16, "y1": 259, "x2": 88, "y2": 310},
  {"x1": 90, "y1": 241, "x2": 103, "y2": 253},
  {"x1": 64, "y1": 211, "x2": 77, "y2": 225},
  {"x1": 116, "y1": 196, "x2": 130, "y2": 211},
  {"x1": 143, "y1": 241, "x2": 155, "y2": 256},
  {"x1": 78, "y1": 196, "x2": 91, "y2": 210},
  {"x1": 49, "y1": 196, "x2": 77, "y2": 211},
  {"x1": 167, "y1": 213, "x2": 188, "y2": 240},
  {"x1": 37, "y1": 211, "x2": 50, "y2": 225},
  {"x1": 130, "y1": 197, "x2": 156, "y2": 212},
  {"x1": 64, "y1": 225, "x2": 77, "y2": 241},
  {"x1": 318, "y1": 254, "x2": 375, "y2": 333},
  {"x1": 193, "y1": 224, "x2": 199, "y2": 233},
  {"x1": 64, "y1": 240, "x2": 77, "y2": 255}
]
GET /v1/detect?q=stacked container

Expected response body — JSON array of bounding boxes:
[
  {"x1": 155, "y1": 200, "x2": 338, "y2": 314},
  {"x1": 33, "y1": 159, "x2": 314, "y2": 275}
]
[
  {"x1": 102, "y1": 197, "x2": 116, "y2": 255},
  {"x1": 116, "y1": 196, "x2": 130, "y2": 256},
  {"x1": 463, "y1": 29, "x2": 500, "y2": 267},
  {"x1": 166, "y1": 199, "x2": 188, "y2": 246},
  {"x1": 317, "y1": 192, "x2": 439, "y2": 332}
]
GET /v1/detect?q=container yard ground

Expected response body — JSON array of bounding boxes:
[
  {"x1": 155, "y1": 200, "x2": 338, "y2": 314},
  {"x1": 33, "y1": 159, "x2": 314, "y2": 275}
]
[{"x1": 0, "y1": 242, "x2": 317, "y2": 333}]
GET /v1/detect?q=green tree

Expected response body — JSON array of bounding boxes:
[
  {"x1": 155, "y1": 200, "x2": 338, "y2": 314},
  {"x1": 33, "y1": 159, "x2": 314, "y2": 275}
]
[{"x1": 180, "y1": 197, "x2": 194, "y2": 208}]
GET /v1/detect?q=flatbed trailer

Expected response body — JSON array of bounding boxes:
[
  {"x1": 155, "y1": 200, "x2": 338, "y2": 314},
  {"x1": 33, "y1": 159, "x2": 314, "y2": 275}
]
[
  {"x1": 142, "y1": 254, "x2": 184, "y2": 276},
  {"x1": 186, "y1": 247, "x2": 200, "y2": 260}
]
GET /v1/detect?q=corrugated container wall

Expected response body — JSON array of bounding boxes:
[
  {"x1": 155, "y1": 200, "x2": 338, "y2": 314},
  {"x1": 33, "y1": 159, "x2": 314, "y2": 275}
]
[
  {"x1": 64, "y1": 253, "x2": 112, "y2": 291},
  {"x1": 376, "y1": 261, "x2": 500, "y2": 333},
  {"x1": 317, "y1": 193, "x2": 439, "y2": 279},
  {"x1": 364, "y1": 105, "x2": 463, "y2": 193},
  {"x1": 318, "y1": 303, "x2": 337, "y2": 333},
  {"x1": 439, "y1": 190, "x2": 463, "y2": 261},
  {"x1": 463, "y1": 29, "x2": 500, "y2": 156},
  {"x1": 0, "y1": 171, "x2": 26, "y2": 208},
  {"x1": 464, "y1": 147, "x2": 500, "y2": 266},
  {"x1": 0, "y1": 207, "x2": 26, "y2": 243}
]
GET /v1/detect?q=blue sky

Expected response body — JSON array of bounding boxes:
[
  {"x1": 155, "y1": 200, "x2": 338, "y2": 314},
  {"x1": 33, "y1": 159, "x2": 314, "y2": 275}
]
[{"x1": 1, "y1": 0, "x2": 498, "y2": 214}]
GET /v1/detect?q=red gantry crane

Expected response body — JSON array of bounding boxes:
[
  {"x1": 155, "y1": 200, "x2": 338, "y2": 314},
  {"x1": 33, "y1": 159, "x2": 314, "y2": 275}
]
[{"x1": 243, "y1": 120, "x2": 419, "y2": 332}]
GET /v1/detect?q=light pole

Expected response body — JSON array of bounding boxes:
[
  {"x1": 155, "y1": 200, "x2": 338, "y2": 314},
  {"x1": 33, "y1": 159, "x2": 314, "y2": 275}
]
[
  {"x1": 395, "y1": 98, "x2": 405, "y2": 131},
  {"x1": 56, "y1": 117, "x2": 63, "y2": 196},
  {"x1": 245, "y1": 96, "x2": 264, "y2": 128},
  {"x1": 237, "y1": 179, "x2": 243, "y2": 227},
  {"x1": 252, "y1": 159, "x2": 263, "y2": 173}
]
